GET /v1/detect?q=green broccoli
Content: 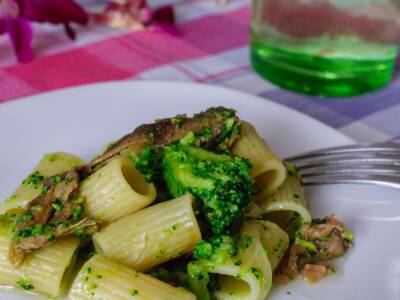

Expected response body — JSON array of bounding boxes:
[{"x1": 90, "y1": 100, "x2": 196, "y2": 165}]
[
  {"x1": 162, "y1": 144, "x2": 253, "y2": 234},
  {"x1": 188, "y1": 236, "x2": 238, "y2": 300},
  {"x1": 193, "y1": 235, "x2": 238, "y2": 262},
  {"x1": 129, "y1": 147, "x2": 162, "y2": 183}
]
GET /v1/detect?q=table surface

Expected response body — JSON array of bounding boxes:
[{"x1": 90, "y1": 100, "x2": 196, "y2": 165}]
[{"x1": 0, "y1": 0, "x2": 399, "y2": 143}]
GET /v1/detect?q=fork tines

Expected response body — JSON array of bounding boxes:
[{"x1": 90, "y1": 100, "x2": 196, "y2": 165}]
[{"x1": 285, "y1": 143, "x2": 400, "y2": 189}]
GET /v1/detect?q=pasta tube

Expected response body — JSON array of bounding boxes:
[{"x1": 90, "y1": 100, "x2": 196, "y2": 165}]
[
  {"x1": 0, "y1": 228, "x2": 79, "y2": 297},
  {"x1": 232, "y1": 121, "x2": 286, "y2": 198},
  {"x1": 213, "y1": 238, "x2": 272, "y2": 300},
  {"x1": 0, "y1": 152, "x2": 84, "y2": 214},
  {"x1": 241, "y1": 220, "x2": 289, "y2": 270},
  {"x1": 189, "y1": 220, "x2": 288, "y2": 300},
  {"x1": 79, "y1": 156, "x2": 156, "y2": 222},
  {"x1": 69, "y1": 255, "x2": 195, "y2": 300},
  {"x1": 93, "y1": 194, "x2": 201, "y2": 271},
  {"x1": 248, "y1": 163, "x2": 311, "y2": 236}
]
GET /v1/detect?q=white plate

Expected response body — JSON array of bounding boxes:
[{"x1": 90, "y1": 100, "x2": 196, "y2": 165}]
[{"x1": 0, "y1": 81, "x2": 399, "y2": 300}]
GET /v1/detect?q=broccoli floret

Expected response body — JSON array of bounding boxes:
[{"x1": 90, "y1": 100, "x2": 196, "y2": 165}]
[
  {"x1": 194, "y1": 236, "x2": 238, "y2": 262},
  {"x1": 129, "y1": 147, "x2": 162, "y2": 183},
  {"x1": 162, "y1": 144, "x2": 252, "y2": 234},
  {"x1": 193, "y1": 241, "x2": 213, "y2": 260},
  {"x1": 129, "y1": 147, "x2": 173, "y2": 203},
  {"x1": 188, "y1": 235, "x2": 238, "y2": 300}
]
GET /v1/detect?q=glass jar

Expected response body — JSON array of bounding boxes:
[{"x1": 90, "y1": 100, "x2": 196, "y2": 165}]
[{"x1": 251, "y1": 0, "x2": 400, "y2": 97}]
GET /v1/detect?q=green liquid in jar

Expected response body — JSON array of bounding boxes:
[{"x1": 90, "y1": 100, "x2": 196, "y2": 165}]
[{"x1": 251, "y1": 34, "x2": 398, "y2": 97}]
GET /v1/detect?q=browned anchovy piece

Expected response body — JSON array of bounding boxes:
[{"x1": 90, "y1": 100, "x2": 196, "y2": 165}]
[
  {"x1": 9, "y1": 107, "x2": 240, "y2": 266},
  {"x1": 9, "y1": 170, "x2": 97, "y2": 267},
  {"x1": 274, "y1": 216, "x2": 352, "y2": 284},
  {"x1": 89, "y1": 106, "x2": 240, "y2": 170}
]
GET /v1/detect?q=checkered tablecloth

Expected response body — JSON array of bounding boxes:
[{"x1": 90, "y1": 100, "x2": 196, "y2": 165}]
[{"x1": 0, "y1": 0, "x2": 399, "y2": 143}]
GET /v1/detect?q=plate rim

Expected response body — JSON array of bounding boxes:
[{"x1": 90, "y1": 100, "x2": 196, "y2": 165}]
[{"x1": 3, "y1": 82, "x2": 400, "y2": 300}]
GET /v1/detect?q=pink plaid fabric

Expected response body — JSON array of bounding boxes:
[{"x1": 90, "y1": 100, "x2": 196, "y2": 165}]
[
  {"x1": 0, "y1": 0, "x2": 250, "y2": 102},
  {"x1": 0, "y1": 0, "x2": 399, "y2": 143}
]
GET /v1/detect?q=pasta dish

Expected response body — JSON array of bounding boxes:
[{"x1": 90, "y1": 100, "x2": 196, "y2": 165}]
[{"x1": 0, "y1": 107, "x2": 353, "y2": 299}]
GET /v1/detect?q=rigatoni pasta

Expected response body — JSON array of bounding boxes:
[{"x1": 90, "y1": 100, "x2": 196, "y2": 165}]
[
  {"x1": 0, "y1": 152, "x2": 84, "y2": 214},
  {"x1": 212, "y1": 239, "x2": 271, "y2": 300},
  {"x1": 195, "y1": 220, "x2": 289, "y2": 300},
  {"x1": 79, "y1": 156, "x2": 156, "y2": 222},
  {"x1": 233, "y1": 121, "x2": 286, "y2": 197},
  {"x1": 69, "y1": 255, "x2": 195, "y2": 300},
  {"x1": 241, "y1": 220, "x2": 289, "y2": 270},
  {"x1": 93, "y1": 193, "x2": 202, "y2": 271},
  {"x1": 248, "y1": 163, "x2": 312, "y2": 236},
  {"x1": 0, "y1": 107, "x2": 353, "y2": 300},
  {"x1": 0, "y1": 228, "x2": 79, "y2": 297}
]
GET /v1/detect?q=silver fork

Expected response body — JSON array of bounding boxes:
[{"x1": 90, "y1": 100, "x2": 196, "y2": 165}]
[{"x1": 285, "y1": 143, "x2": 400, "y2": 189}]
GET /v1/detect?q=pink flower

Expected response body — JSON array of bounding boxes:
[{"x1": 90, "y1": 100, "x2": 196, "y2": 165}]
[
  {"x1": 0, "y1": 0, "x2": 33, "y2": 62},
  {"x1": 91, "y1": 0, "x2": 176, "y2": 34},
  {"x1": 0, "y1": 0, "x2": 88, "y2": 63}
]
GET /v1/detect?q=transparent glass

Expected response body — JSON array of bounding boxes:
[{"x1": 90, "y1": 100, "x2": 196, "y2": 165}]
[{"x1": 251, "y1": 0, "x2": 400, "y2": 97}]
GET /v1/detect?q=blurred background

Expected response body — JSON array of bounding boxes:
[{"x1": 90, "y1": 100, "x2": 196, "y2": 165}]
[{"x1": 0, "y1": 0, "x2": 399, "y2": 142}]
